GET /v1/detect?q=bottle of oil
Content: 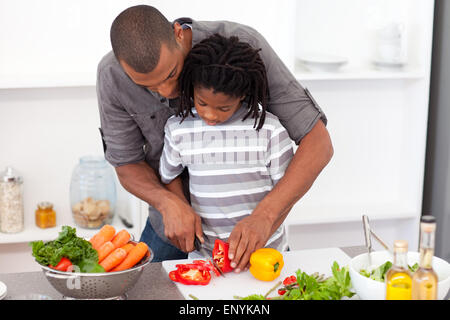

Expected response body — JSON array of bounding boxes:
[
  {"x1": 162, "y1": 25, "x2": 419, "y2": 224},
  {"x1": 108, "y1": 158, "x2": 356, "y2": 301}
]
[
  {"x1": 385, "y1": 240, "x2": 412, "y2": 300},
  {"x1": 412, "y1": 215, "x2": 438, "y2": 300}
]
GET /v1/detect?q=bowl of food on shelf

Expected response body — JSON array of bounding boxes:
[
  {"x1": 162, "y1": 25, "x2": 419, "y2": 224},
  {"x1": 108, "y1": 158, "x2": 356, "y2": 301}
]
[
  {"x1": 30, "y1": 225, "x2": 152, "y2": 300},
  {"x1": 349, "y1": 250, "x2": 450, "y2": 300}
]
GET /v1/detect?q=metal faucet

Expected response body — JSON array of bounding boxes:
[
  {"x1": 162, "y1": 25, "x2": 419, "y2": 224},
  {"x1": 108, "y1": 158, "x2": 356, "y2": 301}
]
[{"x1": 362, "y1": 215, "x2": 392, "y2": 264}]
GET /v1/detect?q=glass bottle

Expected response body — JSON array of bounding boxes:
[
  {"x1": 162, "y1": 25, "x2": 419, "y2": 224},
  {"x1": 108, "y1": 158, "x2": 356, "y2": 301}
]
[
  {"x1": 412, "y1": 215, "x2": 438, "y2": 300},
  {"x1": 385, "y1": 240, "x2": 412, "y2": 300},
  {"x1": 35, "y1": 202, "x2": 56, "y2": 229},
  {"x1": 0, "y1": 166, "x2": 24, "y2": 233}
]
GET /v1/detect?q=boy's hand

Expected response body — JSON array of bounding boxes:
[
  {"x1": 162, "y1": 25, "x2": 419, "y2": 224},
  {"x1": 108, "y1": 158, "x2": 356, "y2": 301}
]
[{"x1": 227, "y1": 215, "x2": 272, "y2": 272}]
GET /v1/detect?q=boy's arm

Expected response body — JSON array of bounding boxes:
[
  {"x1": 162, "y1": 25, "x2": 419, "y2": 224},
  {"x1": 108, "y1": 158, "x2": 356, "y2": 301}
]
[{"x1": 228, "y1": 121, "x2": 333, "y2": 272}]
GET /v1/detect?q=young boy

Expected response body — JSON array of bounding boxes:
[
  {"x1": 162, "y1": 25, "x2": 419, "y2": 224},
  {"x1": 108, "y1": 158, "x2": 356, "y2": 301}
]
[{"x1": 159, "y1": 34, "x2": 294, "y2": 255}]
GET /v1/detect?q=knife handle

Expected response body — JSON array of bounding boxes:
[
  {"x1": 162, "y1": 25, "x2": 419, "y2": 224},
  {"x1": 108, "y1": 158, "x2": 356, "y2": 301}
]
[{"x1": 194, "y1": 236, "x2": 202, "y2": 251}]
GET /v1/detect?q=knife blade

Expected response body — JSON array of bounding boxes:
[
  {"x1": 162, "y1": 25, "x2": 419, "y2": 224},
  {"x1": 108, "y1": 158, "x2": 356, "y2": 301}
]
[{"x1": 194, "y1": 236, "x2": 226, "y2": 277}]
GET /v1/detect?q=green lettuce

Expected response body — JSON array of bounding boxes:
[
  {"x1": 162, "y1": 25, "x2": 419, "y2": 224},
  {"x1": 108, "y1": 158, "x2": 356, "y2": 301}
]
[
  {"x1": 360, "y1": 261, "x2": 419, "y2": 282},
  {"x1": 235, "y1": 261, "x2": 355, "y2": 300},
  {"x1": 30, "y1": 226, "x2": 104, "y2": 273}
]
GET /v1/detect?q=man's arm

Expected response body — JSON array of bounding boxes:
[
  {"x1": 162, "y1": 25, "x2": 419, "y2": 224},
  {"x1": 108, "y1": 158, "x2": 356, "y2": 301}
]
[
  {"x1": 228, "y1": 120, "x2": 333, "y2": 271},
  {"x1": 165, "y1": 176, "x2": 189, "y2": 205},
  {"x1": 115, "y1": 162, "x2": 202, "y2": 252}
]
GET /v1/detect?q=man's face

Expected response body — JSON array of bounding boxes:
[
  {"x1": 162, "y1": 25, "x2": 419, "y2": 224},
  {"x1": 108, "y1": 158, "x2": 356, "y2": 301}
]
[
  {"x1": 193, "y1": 86, "x2": 243, "y2": 126},
  {"x1": 120, "y1": 43, "x2": 186, "y2": 99}
]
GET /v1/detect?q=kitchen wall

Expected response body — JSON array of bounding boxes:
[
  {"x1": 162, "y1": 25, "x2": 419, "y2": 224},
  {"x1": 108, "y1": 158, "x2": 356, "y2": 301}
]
[
  {"x1": 0, "y1": 0, "x2": 296, "y2": 88},
  {"x1": 0, "y1": 0, "x2": 297, "y2": 273},
  {"x1": 0, "y1": 0, "x2": 437, "y2": 272},
  {"x1": 0, "y1": 0, "x2": 297, "y2": 230},
  {"x1": 0, "y1": 87, "x2": 103, "y2": 221}
]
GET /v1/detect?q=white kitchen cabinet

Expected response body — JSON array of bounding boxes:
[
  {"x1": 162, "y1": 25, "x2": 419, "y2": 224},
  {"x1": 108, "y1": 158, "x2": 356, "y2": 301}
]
[
  {"x1": 285, "y1": 0, "x2": 435, "y2": 251},
  {"x1": 0, "y1": 0, "x2": 435, "y2": 272}
]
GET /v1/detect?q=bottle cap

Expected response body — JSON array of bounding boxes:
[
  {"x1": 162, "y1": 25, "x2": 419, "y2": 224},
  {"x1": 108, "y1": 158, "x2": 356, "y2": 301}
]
[
  {"x1": 421, "y1": 215, "x2": 436, "y2": 233},
  {"x1": 421, "y1": 215, "x2": 436, "y2": 224},
  {"x1": 37, "y1": 202, "x2": 53, "y2": 210},
  {"x1": 394, "y1": 240, "x2": 408, "y2": 252},
  {"x1": 0, "y1": 166, "x2": 23, "y2": 183}
]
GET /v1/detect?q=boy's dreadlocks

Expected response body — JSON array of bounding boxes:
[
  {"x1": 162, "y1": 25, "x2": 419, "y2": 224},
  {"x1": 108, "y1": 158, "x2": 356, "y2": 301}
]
[{"x1": 178, "y1": 33, "x2": 270, "y2": 130}]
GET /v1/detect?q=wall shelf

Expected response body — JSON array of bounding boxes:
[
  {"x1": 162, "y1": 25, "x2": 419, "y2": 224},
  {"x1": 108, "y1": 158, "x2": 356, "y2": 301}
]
[
  {"x1": 0, "y1": 72, "x2": 96, "y2": 89},
  {"x1": 294, "y1": 67, "x2": 426, "y2": 81},
  {"x1": 0, "y1": 67, "x2": 426, "y2": 90},
  {"x1": 285, "y1": 203, "x2": 418, "y2": 226},
  {"x1": 0, "y1": 213, "x2": 139, "y2": 245}
]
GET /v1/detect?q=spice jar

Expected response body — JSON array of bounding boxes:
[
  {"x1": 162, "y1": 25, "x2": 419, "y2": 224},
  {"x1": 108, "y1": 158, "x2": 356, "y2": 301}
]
[
  {"x1": 35, "y1": 202, "x2": 56, "y2": 229},
  {"x1": 0, "y1": 166, "x2": 24, "y2": 233}
]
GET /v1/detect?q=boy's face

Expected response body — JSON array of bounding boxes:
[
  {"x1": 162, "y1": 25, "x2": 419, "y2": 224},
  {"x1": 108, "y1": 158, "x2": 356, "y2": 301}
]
[
  {"x1": 120, "y1": 43, "x2": 186, "y2": 99},
  {"x1": 193, "y1": 86, "x2": 244, "y2": 126}
]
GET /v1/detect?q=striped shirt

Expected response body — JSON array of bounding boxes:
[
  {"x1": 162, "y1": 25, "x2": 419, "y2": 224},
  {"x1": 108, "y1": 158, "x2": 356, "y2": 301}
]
[{"x1": 159, "y1": 106, "x2": 294, "y2": 252}]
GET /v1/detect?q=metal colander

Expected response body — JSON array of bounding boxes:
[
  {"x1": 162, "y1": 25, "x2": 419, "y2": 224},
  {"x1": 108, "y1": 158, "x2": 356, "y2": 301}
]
[{"x1": 41, "y1": 241, "x2": 152, "y2": 300}]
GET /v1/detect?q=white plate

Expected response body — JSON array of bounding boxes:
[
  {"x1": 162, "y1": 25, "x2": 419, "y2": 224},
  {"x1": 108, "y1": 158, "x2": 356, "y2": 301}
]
[
  {"x1": 298, "y1": 53, "x2": 348, "y2": 72},
  {"x1": 0, "y1": 281, "x2": 7, "y2": 300}
]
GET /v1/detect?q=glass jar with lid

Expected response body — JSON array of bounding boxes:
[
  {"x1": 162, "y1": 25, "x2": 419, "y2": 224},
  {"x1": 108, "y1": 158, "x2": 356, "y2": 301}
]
[
  {"x1": 0, "y1": 166, "x2": 24, "y2": 233},
  {"x1": 35, "y1": 201, "x2": 56, "y2": 229},
  {"x1": 70, "y1": 155, "x2": 116, "y2": 229}
]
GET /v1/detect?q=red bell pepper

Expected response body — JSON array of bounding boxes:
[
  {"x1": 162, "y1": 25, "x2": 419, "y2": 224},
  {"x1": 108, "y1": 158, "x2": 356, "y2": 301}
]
[
  {"x1": 169, "y1": 263, "x2": 212, "y2": 286},
  {"x1": 212, "y1": 239, "x2": 233, "y2": 273},
  {"x1": 49, "y1": 257, "x2": 72, "y2": 272}
]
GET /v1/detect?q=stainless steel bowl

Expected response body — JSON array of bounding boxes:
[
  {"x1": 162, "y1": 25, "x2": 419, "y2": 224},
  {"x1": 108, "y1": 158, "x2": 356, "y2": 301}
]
[{"x1": 41, "y1": 241, "x2": 152, "y2": 300}]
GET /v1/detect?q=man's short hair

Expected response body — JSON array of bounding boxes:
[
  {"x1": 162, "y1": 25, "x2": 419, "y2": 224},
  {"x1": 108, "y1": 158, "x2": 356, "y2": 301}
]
[{"x1": 110, "y1": 5, "x2": 176, "y2": 73}]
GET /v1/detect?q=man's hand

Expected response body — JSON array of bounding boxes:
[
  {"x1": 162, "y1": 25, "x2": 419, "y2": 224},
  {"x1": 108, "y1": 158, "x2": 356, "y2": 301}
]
[
  {"x1": 160, "y1": 193, "x2": 203, "y2": 253},
  {"x1": 115, "y1": 162, "x2": 203, "y2": 253},
  {"x1": 163, "y1": 177, "x2": 204, "y2": 253},
  {"x1": 227, "y1": 213, "x2": 273, "y2": 272}
]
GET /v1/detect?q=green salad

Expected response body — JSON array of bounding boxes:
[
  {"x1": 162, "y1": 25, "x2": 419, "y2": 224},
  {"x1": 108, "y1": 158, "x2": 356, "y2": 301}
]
[
  {"x1": 359, "y1": 261, "x2": 419, "y2": 282},
  {"x1": 30, "y1": 225, "x2": 104, "y2": 273},
  {"x1": 235, "y1": 262, "x2": 355, "y2": 300}
]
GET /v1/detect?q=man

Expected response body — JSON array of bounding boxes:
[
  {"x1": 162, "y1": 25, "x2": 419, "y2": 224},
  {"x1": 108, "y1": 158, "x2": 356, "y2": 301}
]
[{"x1": 96, "y1": 5, "x2": 333, "y2": 272}]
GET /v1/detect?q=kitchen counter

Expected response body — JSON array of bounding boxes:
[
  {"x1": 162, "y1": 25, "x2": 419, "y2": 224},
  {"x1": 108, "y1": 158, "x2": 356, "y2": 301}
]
[{"x1": 0, "y1": 246, "x2": 366, "y2": 300}]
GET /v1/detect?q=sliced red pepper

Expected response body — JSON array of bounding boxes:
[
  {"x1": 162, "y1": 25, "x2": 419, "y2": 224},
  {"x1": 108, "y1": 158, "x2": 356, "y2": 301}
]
[
  {"x1": 169, "y1": 270, "x2": 178, "y2": 282},
  {"x1": 193, "y1": 260, "x2": 221, "y2": 277},
  {"x1": 169, "y1": 264, "x2": 212, "y2": 286},
  {"x1": 212, "y1": 239, "x2": 233, "y2": 273},
  {"x1": 49, "y1": 257, "x2": 72, "y2": 272}
]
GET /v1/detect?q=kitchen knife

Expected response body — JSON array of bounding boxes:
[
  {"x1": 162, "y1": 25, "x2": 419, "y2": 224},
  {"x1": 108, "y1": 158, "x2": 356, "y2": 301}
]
[{"x1": 194, "y1": 236, "x2": 226, "y2": 277}]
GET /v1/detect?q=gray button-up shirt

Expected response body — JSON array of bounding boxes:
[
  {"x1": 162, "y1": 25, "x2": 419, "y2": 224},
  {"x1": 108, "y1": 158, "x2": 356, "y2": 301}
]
[{"x1": 96, "y1": 18, "x2": 327, "y2": 244}]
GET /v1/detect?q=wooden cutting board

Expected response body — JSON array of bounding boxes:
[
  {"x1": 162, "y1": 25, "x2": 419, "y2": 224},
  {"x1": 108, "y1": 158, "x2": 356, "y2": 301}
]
[{"x1": 161, "y1": 247, "x2": 351, "y2": 300}]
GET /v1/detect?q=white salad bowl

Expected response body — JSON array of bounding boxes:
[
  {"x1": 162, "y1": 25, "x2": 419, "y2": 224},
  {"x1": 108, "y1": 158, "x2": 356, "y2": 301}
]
[{"x1": 349, "y1": 250, "x2": 450, "y2": 300}]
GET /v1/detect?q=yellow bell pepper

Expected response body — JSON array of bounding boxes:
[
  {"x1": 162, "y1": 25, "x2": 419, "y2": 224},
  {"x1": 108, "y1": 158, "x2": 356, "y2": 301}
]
[{"x1": 249, "y1": 248, "x2": 284, "y2": 281}]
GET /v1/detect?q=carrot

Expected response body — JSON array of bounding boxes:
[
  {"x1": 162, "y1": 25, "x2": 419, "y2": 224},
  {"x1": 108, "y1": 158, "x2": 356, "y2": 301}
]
[
  {"x1": 97, "y1": 241, "x2": 115, "y2": 263},
  {"x1": 111, "y1": 242, "x2": 148, "y2": 272},
  {"x1": 120, "y1": 243, "x2": 135, "y2": 254},
  {"x1": 89, "y1": 225, "x2": 116, "y2": 251},
  {"x1": 111, "y1": 229, "x2": 131, "y2": 248},
  {"x1": 100, "y1": 248, "x2": 127, "y2": 272}
]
